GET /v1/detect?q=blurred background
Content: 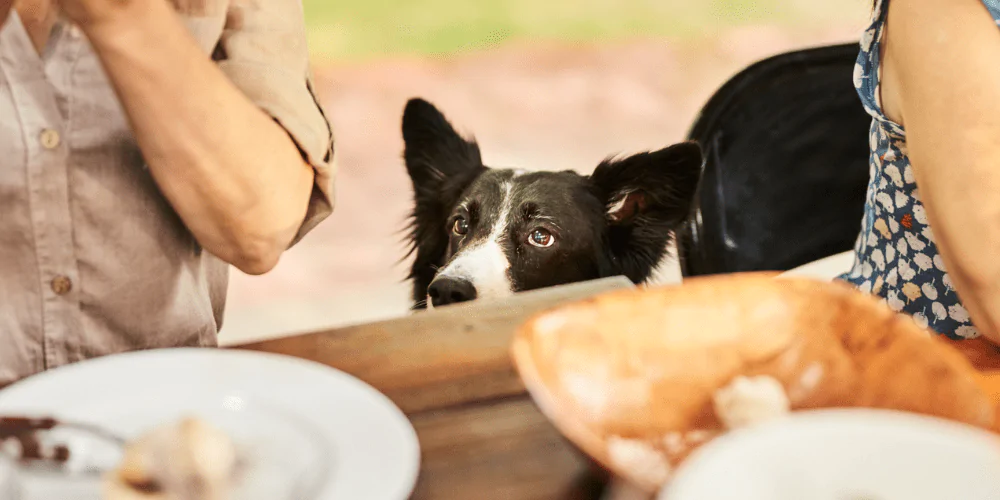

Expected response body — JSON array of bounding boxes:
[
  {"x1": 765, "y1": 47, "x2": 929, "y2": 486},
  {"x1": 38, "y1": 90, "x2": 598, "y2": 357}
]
[{"x1": 219, "y1": 0, "x2": 871, "y2": 345}]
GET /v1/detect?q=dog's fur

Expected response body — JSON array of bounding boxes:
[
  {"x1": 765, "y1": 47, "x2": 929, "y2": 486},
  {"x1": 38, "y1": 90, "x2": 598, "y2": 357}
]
[{"x1": 402, "y1": 98, "x2": 703, "y2": 309}]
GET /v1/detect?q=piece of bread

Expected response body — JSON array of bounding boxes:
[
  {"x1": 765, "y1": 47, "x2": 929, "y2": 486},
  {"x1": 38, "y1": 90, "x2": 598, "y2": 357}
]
[
  {"x1": 103, "y1": 417, "x2": 238, "y2": 500},
  {"x1": 511, "y1": 272, "x2": 998, "y2": 492}
]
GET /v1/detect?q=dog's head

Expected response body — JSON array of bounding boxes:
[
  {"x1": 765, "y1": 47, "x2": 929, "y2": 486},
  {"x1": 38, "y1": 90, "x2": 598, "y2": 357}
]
[{"x1": 402, "y1": 98, "x2": 703, "y2": 309}]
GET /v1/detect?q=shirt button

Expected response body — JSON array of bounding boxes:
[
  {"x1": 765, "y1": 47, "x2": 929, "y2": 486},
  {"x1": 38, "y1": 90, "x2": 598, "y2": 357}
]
[
  {"x1": 39, "y1": 129, "x2": 61, "y2": 150},
  {"x1": 51, "y1": 276, "x2": 73, "y2": 296}
]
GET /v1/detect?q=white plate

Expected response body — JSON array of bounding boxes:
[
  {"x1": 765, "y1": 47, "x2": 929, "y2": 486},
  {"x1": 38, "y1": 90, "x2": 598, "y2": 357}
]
[
  {"x1": 0, "y1": 348, "x2": 420, "y2": 500},
  {"x1": 661, "y1": 409, "x2": 1000, "y2": 500}
]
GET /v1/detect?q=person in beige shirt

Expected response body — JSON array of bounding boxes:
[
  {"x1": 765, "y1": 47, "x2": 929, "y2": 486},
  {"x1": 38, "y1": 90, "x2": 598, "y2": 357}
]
[{"x1": 0, "y1": 0, "x2": 335, "y2": 385}]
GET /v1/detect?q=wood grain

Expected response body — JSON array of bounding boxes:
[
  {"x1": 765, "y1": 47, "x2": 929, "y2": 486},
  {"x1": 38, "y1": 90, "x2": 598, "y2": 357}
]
[
  {"x1": 410, "y1": 397, "x2": 608, "y2": 500},
  {"x1": 237, "y1": 277, "x2": 635, "y2": 414},
  {"x1": 233, "y1": 277, "x2": 636, "y2": 499}
]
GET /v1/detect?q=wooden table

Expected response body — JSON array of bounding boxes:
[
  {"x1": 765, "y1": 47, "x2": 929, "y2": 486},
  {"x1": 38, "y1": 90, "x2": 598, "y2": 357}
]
[{"x1": 234, "y1": 277, "x2": 648, "y2": 500}]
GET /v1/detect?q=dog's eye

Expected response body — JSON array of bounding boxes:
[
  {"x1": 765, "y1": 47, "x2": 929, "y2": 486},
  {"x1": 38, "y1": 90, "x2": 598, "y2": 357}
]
[
  {"x1": 527, "y1": 229, "x2": 555, "y2": 248},
  {"x1": 452, "y1": 218, "x2": 469, "y2": 236}
]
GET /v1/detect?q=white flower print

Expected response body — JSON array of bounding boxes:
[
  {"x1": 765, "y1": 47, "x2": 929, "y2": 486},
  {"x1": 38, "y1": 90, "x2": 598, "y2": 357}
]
[
  {"x1": 867, "y1": 231, "x2": 878, "y2": 247},
  {"x1": 894, "y1": 192, "x2": 909, "y2": 210},
  {"x1": 955, "y1": 326, "x2": 979, "y2": 339},
  {"x1": 943, "y1": 273, "x2": 953, "y2": 291},
  {"x1": 884, "y1": 164, "x2": 903, "y2": 188},
  {"x1": 897, "y1": 238, "x2": 908, "y2": 257},
  {"x1": 885, "y1": 245, "x2": 896, "y2": 263},
  {"x1": 922, "y1": 226, "x2": 934, "y2": 243},
  {"x1": 876, "y1": 192, "x2": 894, "y2": 211},
  {"x1": 903, "y1": 164, "x2": 915, "y2": 183},
  {"x1": 862, "y1": 261, "x2": 874, "y2": 278},
  {"x1": 932, "y1": 302, "x2": 947, "y2": 320},
  {"x1": 872, "y1": 248, "x2": 885, "y2": 271},
  {"x1": 887, "y1": 292, "x2": 905, "y2": 312},
  {"x1": 904, "y1": 232, "x2": 926, "y2": 252},
  {"x1": 949, "y1": 304, "x2": 971, "y2": 323},
  {"x1": 933, "y1": 254, "x2": 946, "y2": 271},
  {"x1": 887, "y1": 267, "x2": 899, "y2": 286},
  {"x1": 898, "y1": 259, "x2": 916, "y2": 281},
  {"x1": 913, "y1": 204, "x2": 927, "y2": 225},
  {"x1": 913, "y1": 253, "x2": 933, "y2": 271},
  {"x1": 913, "y1": 312, "x2": 929, "y2": 329},
  {"x1": 860, "y1": 280, "x2": 873, "y2": 294},
  {"x1": 888, "y1": 217, "x2": 899, "y2": 234},
  {"x1": 921, "y1": 283, "x2": 938, "y2": 301},
  {"x1": 853, "y1": 63, "x2": 866, "y2": 89}
]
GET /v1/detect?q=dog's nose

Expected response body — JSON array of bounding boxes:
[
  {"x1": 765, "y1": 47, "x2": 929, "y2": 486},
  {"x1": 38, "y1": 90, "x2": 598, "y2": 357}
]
[{"x1": 428, "y1": 277, "x2": 477, "y2": 307}]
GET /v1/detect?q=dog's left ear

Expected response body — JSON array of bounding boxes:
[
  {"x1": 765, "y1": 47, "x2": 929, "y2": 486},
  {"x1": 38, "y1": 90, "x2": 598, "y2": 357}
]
[{"x1": 589, "y1": 141, "x2": 703, "y2": 282}]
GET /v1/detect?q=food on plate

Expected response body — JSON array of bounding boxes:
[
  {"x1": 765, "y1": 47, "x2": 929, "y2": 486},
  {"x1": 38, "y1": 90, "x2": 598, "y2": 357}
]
[
  {"x1": 104, "y1": 417, "x2": 239, "y2": 500},
  {"x1": 511, "y1": 272, "x2": 1000, "y2": 492},
  {"x1": 0, "y1": 416, "x2": 71, "y2": 463}
]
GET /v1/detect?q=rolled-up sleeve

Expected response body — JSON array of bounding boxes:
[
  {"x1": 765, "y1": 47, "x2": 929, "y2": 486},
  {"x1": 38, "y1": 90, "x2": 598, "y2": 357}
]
[{"x1": 216, "y1": 0, "x2": 335, "y2": 245}]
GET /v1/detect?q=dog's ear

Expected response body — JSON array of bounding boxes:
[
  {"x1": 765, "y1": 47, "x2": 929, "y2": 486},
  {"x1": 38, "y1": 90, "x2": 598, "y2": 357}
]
[
  {"x1": 402, "y1": 98, "x2": 484, "y2": 195},
  {"x1": 402, "y1": 98, "x2": 486, "y2": 307},
  {"x1": 589, "y1": 141, "x2": 703, "y2": 282}
]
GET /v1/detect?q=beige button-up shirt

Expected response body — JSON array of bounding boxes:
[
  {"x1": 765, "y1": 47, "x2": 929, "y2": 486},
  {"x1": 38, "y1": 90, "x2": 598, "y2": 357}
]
[{"x1": 0, "y1": 2, "x2": 335, "y2": 386}]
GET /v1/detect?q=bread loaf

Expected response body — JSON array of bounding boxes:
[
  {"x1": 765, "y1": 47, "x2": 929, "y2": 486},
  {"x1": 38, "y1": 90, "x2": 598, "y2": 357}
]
[{"x1": 511, "y1": 273, "x2": 998, "y2": 492}]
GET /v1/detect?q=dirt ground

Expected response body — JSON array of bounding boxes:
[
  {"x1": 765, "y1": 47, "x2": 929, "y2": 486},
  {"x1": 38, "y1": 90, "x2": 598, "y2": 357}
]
[{"x1": 218, "y1": 22, "x2": 866, "y2": 345}]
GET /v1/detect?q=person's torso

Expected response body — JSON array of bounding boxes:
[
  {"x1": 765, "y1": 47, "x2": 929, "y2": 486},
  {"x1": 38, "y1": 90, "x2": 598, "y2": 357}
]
[
  {"x1": 0, "y1": 4, "x2": 232, "y2": 385},
  {"x1": 842, "y1": 0, "x2": 1000, "y2": 340}
]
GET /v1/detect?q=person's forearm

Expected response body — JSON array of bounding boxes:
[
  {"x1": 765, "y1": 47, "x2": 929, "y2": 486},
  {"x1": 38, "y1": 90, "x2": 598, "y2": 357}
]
[
  {"x1": 886, "y1": 0, "x2": 1000, "y2": 342},
  {"x1": 80, "y1": 0, "x2": 314, "y2": 275},
  {"x1": 1, "y1": 0, "x2": 13, "y2": 30}
]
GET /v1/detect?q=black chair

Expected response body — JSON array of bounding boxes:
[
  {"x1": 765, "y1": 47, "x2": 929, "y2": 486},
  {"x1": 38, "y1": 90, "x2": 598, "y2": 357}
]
[{"x1": 677, "y1": 43, "x2": 872, "y2": 277}]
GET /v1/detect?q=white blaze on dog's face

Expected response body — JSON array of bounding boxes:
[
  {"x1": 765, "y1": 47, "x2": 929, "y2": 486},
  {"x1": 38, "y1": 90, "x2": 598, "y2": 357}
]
[
  {"x1": 425, "y1": 168, "x2": 614, "y2": 308},
  {"x1": 430, "y1": 181, "x2": 517, "y2": 306}
]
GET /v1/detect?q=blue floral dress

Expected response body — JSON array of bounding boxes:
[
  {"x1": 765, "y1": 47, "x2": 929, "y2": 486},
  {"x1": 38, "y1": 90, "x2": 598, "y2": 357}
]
[{"x1": 841, "y1": 0, "x2": 1000, "y2": 340}]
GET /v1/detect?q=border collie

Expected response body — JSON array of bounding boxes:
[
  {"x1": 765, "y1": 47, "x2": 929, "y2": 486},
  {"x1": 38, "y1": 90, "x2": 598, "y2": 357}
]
[{"x1": 402, "y1": 98, "x2": 703, "y2": 309}]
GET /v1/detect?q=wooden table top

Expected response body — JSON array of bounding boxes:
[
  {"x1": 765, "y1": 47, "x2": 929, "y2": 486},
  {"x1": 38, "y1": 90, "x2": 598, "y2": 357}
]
[{"x1": 233, "y1": 277, "x2": 645, "y2": 500}]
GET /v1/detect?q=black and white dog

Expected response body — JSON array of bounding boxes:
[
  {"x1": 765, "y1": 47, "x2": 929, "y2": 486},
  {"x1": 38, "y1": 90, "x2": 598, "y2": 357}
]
[{"x1": 402, "y1": 98, "x2": 703, "y2": 309}]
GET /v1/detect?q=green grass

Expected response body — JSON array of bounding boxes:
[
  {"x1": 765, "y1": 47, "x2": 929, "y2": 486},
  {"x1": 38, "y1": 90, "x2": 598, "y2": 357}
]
[{"x1": 302, "y1": 0, "x2": 864, "y2": 62}]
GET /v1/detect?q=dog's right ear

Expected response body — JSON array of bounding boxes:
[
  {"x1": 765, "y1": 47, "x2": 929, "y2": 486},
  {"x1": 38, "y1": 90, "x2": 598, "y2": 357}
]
[
  {"x1": 402, "y1": 98, "x2": 486, "y2": 307},
  {"x1": 402, "y1": 98, "x2": 485, "y2": 198}
]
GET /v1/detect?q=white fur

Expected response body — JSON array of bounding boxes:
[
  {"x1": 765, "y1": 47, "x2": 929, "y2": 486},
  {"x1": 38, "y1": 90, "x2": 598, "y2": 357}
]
[{"x1": 431, "y1": 182, "x2": 516, "y2": 305}]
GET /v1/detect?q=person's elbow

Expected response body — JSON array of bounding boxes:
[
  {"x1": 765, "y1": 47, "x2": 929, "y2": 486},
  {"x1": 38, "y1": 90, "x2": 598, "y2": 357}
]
[
  {"x1": 221, "y1": 206, "x2": 305, "y2": 276},
  {"x1": 230, "y1": 238, "x2": 285, "y2": 275}
]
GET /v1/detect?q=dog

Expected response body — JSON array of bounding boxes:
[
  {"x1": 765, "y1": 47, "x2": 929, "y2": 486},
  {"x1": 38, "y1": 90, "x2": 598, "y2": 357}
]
[{"x1": 401, "y1": 98, "x2": 703, "y2": 309}]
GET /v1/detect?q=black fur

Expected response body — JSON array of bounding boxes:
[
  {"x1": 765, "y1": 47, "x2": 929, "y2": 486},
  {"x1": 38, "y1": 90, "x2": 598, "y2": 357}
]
[
  {"x1": 402, "y1": 99, "x2": 486, "y2": 304},
  {"x1": 402, "y1": 97, "x2": 703, "y2": 308}
]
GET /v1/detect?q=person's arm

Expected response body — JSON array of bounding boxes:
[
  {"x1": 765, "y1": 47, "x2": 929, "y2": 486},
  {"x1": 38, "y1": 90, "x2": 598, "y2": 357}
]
[
  {"x1": 61, "y1": 0, "x2": 333, "y2": 275},
  {"x1": 881, "y1": 0, "x2": 1000, "y2": 342},
  {"x1": 1, "y1": 0, "x2": 13, "y2": 30}
]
